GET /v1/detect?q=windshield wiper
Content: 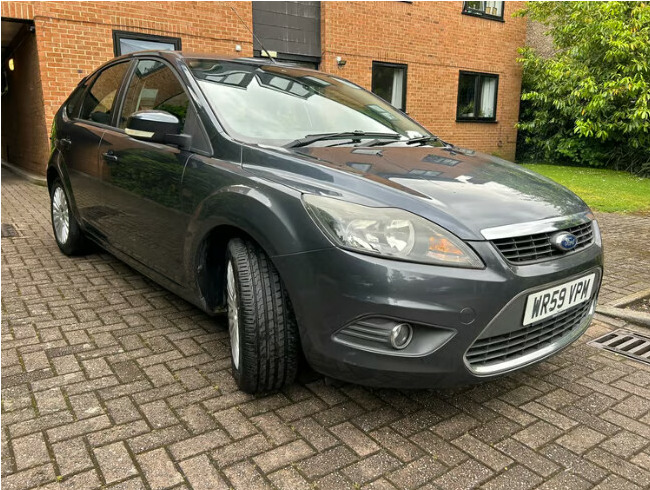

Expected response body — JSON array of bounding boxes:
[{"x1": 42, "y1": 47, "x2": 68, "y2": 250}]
[
  {"x1": 408, "y1": 135, "x2": 455, "y2": 147},
  {"x1": 284, "y1": 131, "x2": 400, "y2": 148},
  {"x1": 405, "y1": 135, "x2": 436, "y2": 145},
  {"x1": 363, "y1": 135, "x2": 442, "y2": 147}
]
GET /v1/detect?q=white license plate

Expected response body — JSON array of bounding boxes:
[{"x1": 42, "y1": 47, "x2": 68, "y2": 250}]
[{"x1": 523, "y1": 273, "x2": 595, "y2": 325}]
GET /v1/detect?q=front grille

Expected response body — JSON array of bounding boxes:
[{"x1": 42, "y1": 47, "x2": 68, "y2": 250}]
[
  {"x1": 492, "y1": 221, "x2": 594, "y2": 264},
  {"x1": 466, "y1": 300, "x2": 592, "y2": 370}
]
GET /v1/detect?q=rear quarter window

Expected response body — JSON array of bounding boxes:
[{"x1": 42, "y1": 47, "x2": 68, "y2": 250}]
[{"x1": 65, "y1": 85, "x2": 86, "y2": 119}]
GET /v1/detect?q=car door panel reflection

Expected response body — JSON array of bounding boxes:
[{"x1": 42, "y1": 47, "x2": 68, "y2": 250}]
[
  {"x1": 98, "y1": 132, "x2": 190, "y2": 284},
  {"x1": 61, "y1": 122, "x2": 105, "y2": 230}
]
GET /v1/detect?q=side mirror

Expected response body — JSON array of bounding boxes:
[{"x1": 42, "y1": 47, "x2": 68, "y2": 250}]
[{"x1": 125, "y1": 110, "x2": 192, "y2": 150}]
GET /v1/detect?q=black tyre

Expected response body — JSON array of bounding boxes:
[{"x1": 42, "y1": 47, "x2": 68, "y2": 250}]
[
  {"x1": 50, "y1": 179, "x2": 89, "y2": 255},
  {"x1": 226, "y1": 238, "x2": 299, "y2": 394}
]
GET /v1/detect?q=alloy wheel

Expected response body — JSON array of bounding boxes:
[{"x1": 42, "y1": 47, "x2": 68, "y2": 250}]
[
  {"x1": 226, "y1": 260, "x2": 240, "y2": 369},
  {"x1": 52, "y1": 187, "x2": 70, "y2": 245}
]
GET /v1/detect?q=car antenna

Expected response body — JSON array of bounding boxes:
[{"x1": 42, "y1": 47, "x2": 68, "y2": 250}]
[{"x1": 230, "y1": 6, "x2": 278, "y2": 65}]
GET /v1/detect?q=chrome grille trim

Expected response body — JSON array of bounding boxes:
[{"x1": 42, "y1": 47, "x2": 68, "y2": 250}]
[
  {"x1": 481, "y1": 211, "x2": 593, "y2": 240},
  {"x1": 492, "y1": 221, "x2": 594, "y2": 264},
  {"x1": 465, "y1": 300, "x2": 595, "y2": 375}
]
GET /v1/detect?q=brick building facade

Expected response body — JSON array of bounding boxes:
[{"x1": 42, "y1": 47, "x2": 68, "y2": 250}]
[{"x1": 1, "y1": 1, "x2": 526, "y2": 176}]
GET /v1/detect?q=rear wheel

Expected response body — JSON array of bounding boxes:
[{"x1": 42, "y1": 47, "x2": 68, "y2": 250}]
[
  {"x1": 50, "y1": 179, "x2": 88, "y2": 255},
  {"x1": 226, "y1": 238, "x2": 299, "y2": 394}
]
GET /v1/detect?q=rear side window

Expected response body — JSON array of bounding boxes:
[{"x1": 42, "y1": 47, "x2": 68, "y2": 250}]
[
  {"x1": 119, "y1": 59, "x2": 189, "y2": 130},
  {"x1": 79, "y1": 62, "x2": 130, "y2": 125},
  {"x1": 65, "y1": 85, "x2": 86, "y2": 119}
]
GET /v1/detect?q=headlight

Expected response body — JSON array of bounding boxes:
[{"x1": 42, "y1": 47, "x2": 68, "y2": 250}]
[{"x1": 303, "y1": 195, "x2": 483, "y2": 268}]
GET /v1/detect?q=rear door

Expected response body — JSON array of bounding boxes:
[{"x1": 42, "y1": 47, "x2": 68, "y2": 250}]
[
  {"x1": 58, "y1": 61, "x2": 132, "y2": 232},
  {"x1": 97, "y1": 58, "x2": 199, "y2": 284}
]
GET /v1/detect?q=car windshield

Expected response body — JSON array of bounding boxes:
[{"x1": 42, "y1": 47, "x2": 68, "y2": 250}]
[{"x1": 188, "y1": 59, "x2": 433, "y2": 146}]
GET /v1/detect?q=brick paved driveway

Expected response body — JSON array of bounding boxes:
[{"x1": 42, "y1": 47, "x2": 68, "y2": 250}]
[{"x1": 2, "y1": 168, "x2": 650, "y2": 490}]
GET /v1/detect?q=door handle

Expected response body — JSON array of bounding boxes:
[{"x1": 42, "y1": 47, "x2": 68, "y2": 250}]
[
  {"x1": 102, "y1": 151, "x2": 119, "y2": 164},
  {"x1": 58, "y1": 138, "x2": 72, "y2": 150}
]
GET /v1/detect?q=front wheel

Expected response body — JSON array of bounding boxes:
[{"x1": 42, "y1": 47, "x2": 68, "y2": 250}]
[
  {"x1": 226, "y1": 238, "x2": 299, "y2": 394},
  {"x1": 50, "y1": 179, "x2": 89, "y2": 255}
]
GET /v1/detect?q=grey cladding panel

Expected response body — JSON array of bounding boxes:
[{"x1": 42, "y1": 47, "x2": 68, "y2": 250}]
[{"x1": 252, "y1": 1, "x2": 321, "y2": 58}]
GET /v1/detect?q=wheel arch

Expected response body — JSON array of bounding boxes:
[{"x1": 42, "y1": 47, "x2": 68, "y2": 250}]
[
  {"x1": 185, "y1": 185, "x2": 327, "y2": 313},
  {"x1": 46, "y1": 166, "x2": 59, "y2": 192},
  {"x1": 46, "y1": 152, "x2": 76, "y2": 208},
  {"x1": 46, "y1": 145, "x2": 66, "y2": 188},
  {"x1": 194, "y1": 223, "x2": 261, "y2": 313}
]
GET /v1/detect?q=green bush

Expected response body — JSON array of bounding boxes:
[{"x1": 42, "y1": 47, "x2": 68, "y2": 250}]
[{"x1": 516, "y1": 2, "x2": 650, "y2": 176}]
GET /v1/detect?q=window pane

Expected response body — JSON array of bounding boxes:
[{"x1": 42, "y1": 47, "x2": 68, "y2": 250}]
[
  {"x1": 119, "y1": 38, "x2": 176, "y2": 55},
  {"x1": 191, "y1": 60, "x2": 428, "y2": 145},
  {"x1": 79, "y1": 62, "x2": 130, "y2": 124},
  {"x1": 457, "y1": 74, "x2": 476, "y2": 118},
  {"x1": 490, "y1": 1, "x2": 503, "y2": 16},
  {"x1": 372, "y1": 65, "x2": 394, "y2": 105},
  {"x1": 465, "y1": 1, "x2": 484, "y2": 11},
  {"x1": 464, "y1": 1, "x2": 503, "y2": 16},
  {"x1": 66, "y1": 86, "x2": 85, "y2": 119},
  {"x1": 479, "y1": 76, "x2": 497, "y2": 118},
  {"x1": 120, "y1": 60, "x2": 189, "y2": 130},
  {"x1": 391, "y1": 69, "x2": 405, "y2": 109},
  {"x1": 372, "y1": 63, "x2": 406, "y2": 111}
]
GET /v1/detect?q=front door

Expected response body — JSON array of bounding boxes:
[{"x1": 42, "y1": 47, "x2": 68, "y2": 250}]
[{"x1": 97, "y1": 59, "x2": 192, "y2": 284}]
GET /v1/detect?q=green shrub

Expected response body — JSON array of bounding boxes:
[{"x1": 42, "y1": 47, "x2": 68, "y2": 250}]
[{"x1": 516, "y1": 2, "x2": 650, "y2": 176}]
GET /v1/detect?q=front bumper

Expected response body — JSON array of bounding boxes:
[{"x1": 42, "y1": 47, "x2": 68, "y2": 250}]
[{"x1": 273, "y1": 238, "x2": 603, "y2": 389}]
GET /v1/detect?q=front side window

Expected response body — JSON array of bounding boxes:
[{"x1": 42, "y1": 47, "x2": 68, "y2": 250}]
[
  {"x1": 113, "y1": 30, "x2": 181, "y2": 56},
  {"x1": 371, "y1": 62, "x2": 407, "y2": 111},
  {"x1": 462, "y1": 1, "x2": 504, "y2": 20},
  {"x1": 119, "y1": 59, "x2": 190, "y2": 131},
  {"x1": 79, "y1": 62, "x2": 130, "y2": 125},
  {"x1": 457, "y1": 71, "x2": 498, "y2": 121},
  {"x1": 189, "y1": 60, "x2": 429, "y2": 146}
]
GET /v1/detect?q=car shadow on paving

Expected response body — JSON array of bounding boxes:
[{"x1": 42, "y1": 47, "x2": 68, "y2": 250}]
[{"x1": 2, "y1": 169, "x2": 650, "y2": 489}]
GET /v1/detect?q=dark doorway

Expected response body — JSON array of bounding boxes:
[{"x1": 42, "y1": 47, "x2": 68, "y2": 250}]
[{"x1": 2, "y1": 18, "x2": 49, "y2": 175}]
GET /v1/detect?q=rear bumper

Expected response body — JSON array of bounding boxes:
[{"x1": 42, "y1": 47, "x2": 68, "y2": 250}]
[{"x1": 273, "y1": 238, "x2": 603, "y2": 389}]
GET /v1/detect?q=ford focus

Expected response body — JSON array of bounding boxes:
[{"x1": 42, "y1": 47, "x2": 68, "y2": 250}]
[{"x1": 47, "y1": 51, "x2": 603, "y2": 393}]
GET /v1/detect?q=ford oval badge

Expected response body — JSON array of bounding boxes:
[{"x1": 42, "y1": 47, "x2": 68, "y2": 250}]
[{"x1": 551, "y1": 232, "x2": 578, "y2": 251}]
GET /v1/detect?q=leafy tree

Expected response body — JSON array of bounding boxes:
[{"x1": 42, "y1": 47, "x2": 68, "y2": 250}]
[{"x1": 516, "y1": 2, "x2": 650, "y2": 175}]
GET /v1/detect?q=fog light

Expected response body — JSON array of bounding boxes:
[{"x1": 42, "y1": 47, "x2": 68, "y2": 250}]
[{"x1": 390, "y1": 323, "x2": 413, "y2": 349}]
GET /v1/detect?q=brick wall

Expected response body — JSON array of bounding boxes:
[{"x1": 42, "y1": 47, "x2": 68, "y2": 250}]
[
  {"x1": 1, "y1": 1, "x2": 526, "y2": 175},
  {"x1": 321, "y1": 1, "x2": 527, "y2": 159}
]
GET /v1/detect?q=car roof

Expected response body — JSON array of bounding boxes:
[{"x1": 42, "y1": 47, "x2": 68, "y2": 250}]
[
  {"x1": 84, "y1": 50, "x2": 322, "y2": 87},
  {"x1": 120, "y1": 50, "x2": 305, "y2": 69}
]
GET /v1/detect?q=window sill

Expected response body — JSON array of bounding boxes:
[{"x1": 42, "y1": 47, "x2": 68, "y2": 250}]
[
  {"x1": 456, "y1": 118, "x2": 498, "y2": 124},
  {"x1": 461, "y1": 11, "x2": 505, "y2": 23}
]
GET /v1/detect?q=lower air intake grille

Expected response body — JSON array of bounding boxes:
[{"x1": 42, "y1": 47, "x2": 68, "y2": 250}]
[
  {"x1": 492, "y1": 221, "x2": 594, "y2": 264},
  {"x1": 466, "y1": 300, "x2": 592, "y2": 370}
]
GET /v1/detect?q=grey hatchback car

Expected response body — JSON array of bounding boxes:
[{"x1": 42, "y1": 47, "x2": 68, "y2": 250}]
[{"x1": 48, "y1": 51, "x2": 603, "y2": 393}]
